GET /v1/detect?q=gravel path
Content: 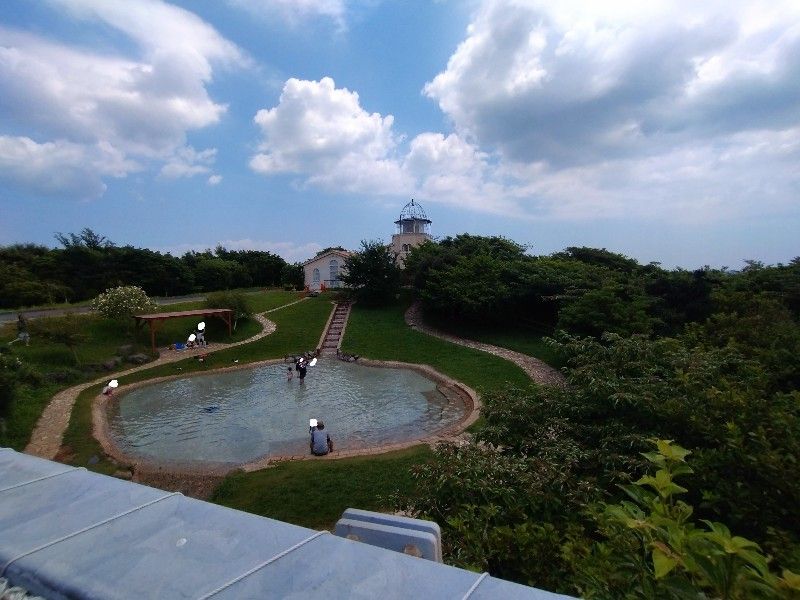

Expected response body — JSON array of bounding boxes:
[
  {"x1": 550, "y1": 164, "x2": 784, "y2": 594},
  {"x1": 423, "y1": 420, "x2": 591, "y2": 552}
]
[
  {"x1": 22, "y1": 301, "x2": 305, "y2": 459},
  {"x1": 404, "y1": 302, "x2": 566, "y2": 387}
]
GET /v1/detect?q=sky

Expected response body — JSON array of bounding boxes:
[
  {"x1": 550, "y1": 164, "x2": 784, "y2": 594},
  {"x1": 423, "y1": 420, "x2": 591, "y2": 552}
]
[{"x1": 1, "y1": 0, "x2": 798, "y2": 269}]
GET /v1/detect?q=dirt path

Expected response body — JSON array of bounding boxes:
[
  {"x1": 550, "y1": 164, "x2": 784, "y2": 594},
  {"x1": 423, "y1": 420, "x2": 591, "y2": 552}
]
[
  {"x1": 404, "y1": 302, "x2": 566, "y2": 387},
  {"x1": 24, "y1": 299, "x2": 307, "y2": 460}
]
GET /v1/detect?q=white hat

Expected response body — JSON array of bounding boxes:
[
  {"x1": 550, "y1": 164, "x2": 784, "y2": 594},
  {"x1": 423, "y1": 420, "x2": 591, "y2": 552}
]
[
  {"x1": 109, "y1": 380, "x2": 119, "y2": 388},
  {"x1": 198, "y1": 322, "x2": 205, "y2": 331},
  {"x1": 188, "y1": 333, "x2": 196, "y2": 342},
  {"x1": 309, "y1": 418, "x2": 318, "y2": 428}
]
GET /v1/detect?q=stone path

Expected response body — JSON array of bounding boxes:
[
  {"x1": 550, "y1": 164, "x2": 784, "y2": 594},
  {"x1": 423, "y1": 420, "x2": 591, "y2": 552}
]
[
  {"x1": 404, "y1": 302, "x2": 566, "y2": 387},
  {"x1": 24, "y1": 299, "x2": 307, "y2": 460}
]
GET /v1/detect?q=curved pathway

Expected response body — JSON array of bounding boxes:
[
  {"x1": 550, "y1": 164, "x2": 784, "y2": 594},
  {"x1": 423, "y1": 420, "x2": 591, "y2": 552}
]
[
  {"x1": 404, "y1": 302, "x2": 566, "y2": 387},
  {"x1": 24, "y1": 299, "x2": 307, "y2": 459}
]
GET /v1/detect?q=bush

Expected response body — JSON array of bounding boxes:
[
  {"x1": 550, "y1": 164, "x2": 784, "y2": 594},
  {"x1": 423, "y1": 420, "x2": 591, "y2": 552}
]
[
  {"x1": 0, "y1": 354, "x2": 42, "y2": 417},
  {"x1": 91, "y1": 285, "x2": 156, "y2": 320},
  {"x1": 205, "y1": 291, "x2": 252, "y2": 330},
  {"x1": 570, "y1": 440, "x2": 800, "y2": 599},
  {"x1": 30, "y1": 315, "x2": 88, "y2": 366}
]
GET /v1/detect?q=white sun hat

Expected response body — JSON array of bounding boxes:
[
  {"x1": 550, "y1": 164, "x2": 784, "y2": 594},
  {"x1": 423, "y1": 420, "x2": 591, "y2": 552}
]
[
  {"x1": 188, "y1": 333, "x2": 196, "y2": 342},
  {"x1": 198, "y1": 322, "x2": 205, "y2": 331},
  {"x1": 109, "y1": 380, "x2": 119, "y2": 388}
]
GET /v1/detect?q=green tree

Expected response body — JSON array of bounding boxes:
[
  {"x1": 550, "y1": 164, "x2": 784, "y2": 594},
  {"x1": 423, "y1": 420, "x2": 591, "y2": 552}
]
[
  {"x1": 341, "y1": 240, "x2": 401, "y2": 307},
  {"x1": 405, "y1": 234, "x2": 529, "y2": 321},
  {"x1": 557, "y1": 281, "x2": 657, "y2": 337},
  {"x1": 205, "y1": 290, "x2": 252, "y2": 330},
  {"x1": 193, "y1": 258, "x2": 250, "y2": 291},
  {"x1": 280, "y1": 262, "x2": 304, "y2": 290}
]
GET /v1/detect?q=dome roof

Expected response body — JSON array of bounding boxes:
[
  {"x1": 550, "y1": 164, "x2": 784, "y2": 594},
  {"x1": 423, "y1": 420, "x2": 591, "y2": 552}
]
[{"x1": 395, "y1": 199, "x2": 431, "y2": 224}]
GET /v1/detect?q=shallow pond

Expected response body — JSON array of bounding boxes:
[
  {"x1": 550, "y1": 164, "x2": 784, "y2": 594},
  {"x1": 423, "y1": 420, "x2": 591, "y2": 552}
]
[{"x1": 106, "y1": 360, "x2": 466, "y2": 466}]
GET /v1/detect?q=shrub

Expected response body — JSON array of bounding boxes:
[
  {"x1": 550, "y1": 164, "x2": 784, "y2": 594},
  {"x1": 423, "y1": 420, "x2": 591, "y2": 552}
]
[
  {"x1": 205, "y1": 291, "x2": 252, "y2": 330},
  {"x1": 570, "y1": 440, "x2": 800, "y2": 599},
  {"x1": 30, "y1": 315, "x2": 88, "y2": 366},
  {"x1": 91, "y1": 285, "x2": 156, "y2": 320},
  {"x1": 0, "y1": 354, "x2": 42, "y2": 417}
]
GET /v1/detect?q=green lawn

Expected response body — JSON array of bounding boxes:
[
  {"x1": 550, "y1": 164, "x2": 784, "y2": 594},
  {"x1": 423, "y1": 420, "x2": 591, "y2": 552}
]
[
  {"x1": 340, "y1": 300, "x2": 531, "y2": 395},
  {"x1": 436, "y1": 322, "x2": 564, "y2": 368},
  {"x1": 212, "y1": 445, "x2": 432, "y2": 530}
]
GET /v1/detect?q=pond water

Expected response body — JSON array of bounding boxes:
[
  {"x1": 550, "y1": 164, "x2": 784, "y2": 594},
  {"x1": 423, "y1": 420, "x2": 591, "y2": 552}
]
[{"x1": 106, "y1": 361, "x2": 466, "y2": 466}]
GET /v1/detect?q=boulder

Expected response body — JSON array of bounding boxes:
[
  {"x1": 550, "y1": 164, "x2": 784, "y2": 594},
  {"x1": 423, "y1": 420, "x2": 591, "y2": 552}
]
[
  {"x1": 127, "y1": 353, "x2": 150, "y2": 365},
  {"x1": 117, "y1": 344, "x2": 134, "y2": 357}
]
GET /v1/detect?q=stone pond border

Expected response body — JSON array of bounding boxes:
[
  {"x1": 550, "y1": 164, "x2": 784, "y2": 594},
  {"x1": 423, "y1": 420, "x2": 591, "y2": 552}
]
[{"x1": 92, "y1": 356, "x2": 480, "y2": 476}]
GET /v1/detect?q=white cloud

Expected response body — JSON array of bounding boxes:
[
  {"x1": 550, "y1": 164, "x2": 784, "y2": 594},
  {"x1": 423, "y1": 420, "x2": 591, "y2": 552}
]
[
  {"x1": 0, "y1": 135, "x2": 136, "y2": 199},
  {"x1": 247, "y1": 2, "x2": 800, "y2": 226},
  {"x1": 424, "y1": 0, "x2": 800, "y2": 167},
  {"x1": 250, "y1": 77, "x2": 410, "y2": 194},
  {"x1": 0, "y1": 0, "x2": 246, "y2": 198},
  {"x1": 227, "y1": 0, "x2": 346, "y2": 29},
  {"x1": 160, "y1": 147, "x2": 217, "y2": 179},
  {"x1": 208, "y1": 174, "x2": 223, "y2": 185}
]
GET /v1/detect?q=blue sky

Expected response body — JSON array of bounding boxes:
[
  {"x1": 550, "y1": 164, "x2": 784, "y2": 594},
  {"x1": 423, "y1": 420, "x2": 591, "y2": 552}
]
[{"x1": 1, "y1": 0, "x2": 798, "y2": 268}]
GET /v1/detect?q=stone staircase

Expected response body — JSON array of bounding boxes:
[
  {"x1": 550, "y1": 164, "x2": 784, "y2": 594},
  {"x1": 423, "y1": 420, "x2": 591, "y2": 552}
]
[{"x1": 320, "y1": 302, "x2": 352, "y2": 355}]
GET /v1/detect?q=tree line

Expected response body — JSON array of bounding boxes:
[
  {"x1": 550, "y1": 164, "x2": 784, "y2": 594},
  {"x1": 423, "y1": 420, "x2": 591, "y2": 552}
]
[{"x1": 0, "y1": 228, "x2": 304, "y2": 308}]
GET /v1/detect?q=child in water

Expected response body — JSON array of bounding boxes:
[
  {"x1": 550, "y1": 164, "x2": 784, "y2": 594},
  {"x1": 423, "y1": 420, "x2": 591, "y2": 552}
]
[{"x1": 287, "y1": 367, "x2": 293, "y2": 381}]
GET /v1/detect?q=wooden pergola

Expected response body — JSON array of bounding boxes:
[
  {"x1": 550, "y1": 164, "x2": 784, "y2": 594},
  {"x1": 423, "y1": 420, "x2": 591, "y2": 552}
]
[{"x1": 133, "y1": 308, "x2": 234, "y2": 355}]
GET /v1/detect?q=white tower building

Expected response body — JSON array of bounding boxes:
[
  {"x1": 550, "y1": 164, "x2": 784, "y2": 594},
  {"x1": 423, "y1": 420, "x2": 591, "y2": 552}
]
[{"x1": 391, "y1": 199, "x2": 432, "y2": 267}]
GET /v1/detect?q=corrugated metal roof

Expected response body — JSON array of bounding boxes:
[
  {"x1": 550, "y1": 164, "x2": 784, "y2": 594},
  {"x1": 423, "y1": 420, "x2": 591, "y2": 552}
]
[{"x1": 0, "y1": 448, "x2": 574, "y2": 599}]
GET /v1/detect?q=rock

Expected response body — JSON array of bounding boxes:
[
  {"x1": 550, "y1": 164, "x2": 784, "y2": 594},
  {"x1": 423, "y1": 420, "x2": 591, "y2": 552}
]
[
  {"x1": 127, "y1": 353, "x2": 150, "y2": 365},
  {"x1": 112, "y1": 470, "x2": 133, "y2": 480},
  {"x1": 117, "y1": 344, "x2": 134, "y2": 356},
  {"x1": 87, "y1": 455, "x2": 99, "y2": 465},
  {"x1": 102, "y1": 359, "x2": 117, "y2": 371}
]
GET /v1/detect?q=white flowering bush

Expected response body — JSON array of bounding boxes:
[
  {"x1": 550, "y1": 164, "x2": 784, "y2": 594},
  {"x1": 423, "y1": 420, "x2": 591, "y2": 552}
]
[{"x1": 91, "y1": 285, "x2": 156, "y2": 320}]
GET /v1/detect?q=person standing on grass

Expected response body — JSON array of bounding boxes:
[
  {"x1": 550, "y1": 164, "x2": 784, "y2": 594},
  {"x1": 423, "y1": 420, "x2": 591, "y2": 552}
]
[
  {"x1": 310, "y1": 421, "x2": 334, "y2": 456},
  {"x1": 195, "y1": 322, "x2": 206, "y2": 347},
  {"x1": 8, "y1": 314, "x2": 30, "y2": 346}
]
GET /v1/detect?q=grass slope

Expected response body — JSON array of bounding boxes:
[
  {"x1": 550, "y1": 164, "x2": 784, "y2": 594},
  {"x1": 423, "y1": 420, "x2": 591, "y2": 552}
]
[
  {"x1": 341, "y1": 300, "x2": 531, "y2": 394},
  {"x1": 212, "y1": 446, "x2": 432, "y2": 530}
]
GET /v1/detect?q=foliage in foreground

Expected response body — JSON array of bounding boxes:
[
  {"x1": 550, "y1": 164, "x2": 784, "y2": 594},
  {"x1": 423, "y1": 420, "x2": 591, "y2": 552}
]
[
  {"x1": 571, "y1": 440, "x2": 800, "y2": 599},
  {"x1": 394, "y1": 327, "x2": 800, "y2": 594}
]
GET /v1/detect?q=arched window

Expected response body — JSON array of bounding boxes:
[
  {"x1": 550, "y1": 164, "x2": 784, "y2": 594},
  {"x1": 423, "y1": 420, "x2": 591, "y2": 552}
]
[
  {"x1": 329, "y1": 259, "x2": 339, "y2": 284},
  {"x1": 312, "y1": 268, "x2": 320, "y2": 283},
  {"x1": 402, "y1": 244, "x2": 410, "y2": 252}
]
